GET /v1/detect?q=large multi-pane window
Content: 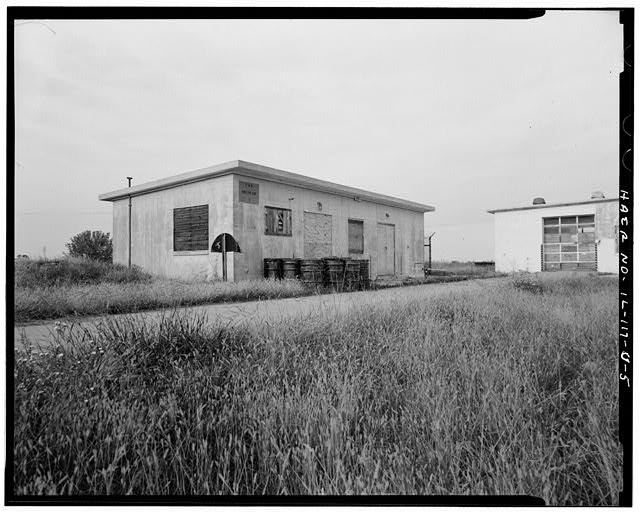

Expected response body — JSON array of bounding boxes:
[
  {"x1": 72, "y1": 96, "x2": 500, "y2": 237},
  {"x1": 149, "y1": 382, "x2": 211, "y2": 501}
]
[{"x1": 542, "y1": 215, "x2": 596, "y2": 270}]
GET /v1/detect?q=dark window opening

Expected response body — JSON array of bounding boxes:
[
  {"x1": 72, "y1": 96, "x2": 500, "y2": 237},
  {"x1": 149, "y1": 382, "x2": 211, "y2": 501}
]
[
  {"x1": 348, "y1": 219, "x2": 364, "y2": 254},
  {"x1": 174, "y1": 204, "x2": 209, "y2": 251},
  {"x1": 265, "y1": 207, "x2": 292, "y2": 236}
]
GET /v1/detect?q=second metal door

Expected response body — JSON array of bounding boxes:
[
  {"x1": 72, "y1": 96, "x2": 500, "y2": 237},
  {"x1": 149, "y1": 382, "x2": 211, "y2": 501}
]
[{"x1": 376, "y1": 223, "x2": 395, "y2": 276}]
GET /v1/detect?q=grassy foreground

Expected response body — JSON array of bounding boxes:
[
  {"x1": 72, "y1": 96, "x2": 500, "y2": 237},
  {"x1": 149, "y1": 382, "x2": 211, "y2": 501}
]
[{"x1": 13, "y1": 273, "x2": 620, "y2": 503}]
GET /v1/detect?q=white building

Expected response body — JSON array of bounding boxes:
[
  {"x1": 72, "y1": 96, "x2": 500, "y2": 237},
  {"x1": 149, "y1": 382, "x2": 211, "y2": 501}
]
[
  {"x1": 488, "y1": 193, "x2": 618, "y2": 274},
  {"x1": 99, "y1": 160, "x2": 434, "y2": 281}
]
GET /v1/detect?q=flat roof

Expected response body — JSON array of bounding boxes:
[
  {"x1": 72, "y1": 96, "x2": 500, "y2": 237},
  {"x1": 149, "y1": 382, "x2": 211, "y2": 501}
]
[
  {"x1": 99, "y1": 160, "x2": 435, "y2": 213},
  {"x1": 487, "y1": 197, "x2": 617, "y2": 214}
]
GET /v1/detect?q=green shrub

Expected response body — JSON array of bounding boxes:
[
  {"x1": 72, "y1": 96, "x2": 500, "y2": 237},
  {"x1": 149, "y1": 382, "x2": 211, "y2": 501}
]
[{"x1": 65, "y1": 230, "x2": 112, "y2": 262}]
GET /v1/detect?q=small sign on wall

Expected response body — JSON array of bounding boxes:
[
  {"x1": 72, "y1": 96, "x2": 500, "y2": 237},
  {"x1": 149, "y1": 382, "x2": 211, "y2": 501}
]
[{"x1": 239, "y1": 181, "x2": 259, "y2": 204}]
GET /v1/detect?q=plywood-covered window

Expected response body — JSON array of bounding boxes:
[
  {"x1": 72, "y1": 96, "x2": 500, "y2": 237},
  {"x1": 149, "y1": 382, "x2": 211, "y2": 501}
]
[
  {"x1": 542, "y1": 215, "x2": 596, "y2": 270},
  {"x1": 173, "y1": 205, "x2": 209, "y2": 251},
  {"x1": 265, "y1": 207, "x2": 292, "y2": 236},
  {"x1": 348, "y1": 219, "x2": 364, "y2": 254}
]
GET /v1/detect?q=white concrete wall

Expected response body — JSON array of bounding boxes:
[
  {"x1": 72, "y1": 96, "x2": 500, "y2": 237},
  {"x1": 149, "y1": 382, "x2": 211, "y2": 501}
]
[
  {"x1": 232, "y1": 174, "x2": 427, "y2": 280},
  {"x1": 111, "y1": 173, "x2": 429, "y2": 281},
  {"x1": 493, "y1": 200, "x2": 619, "y2": 274},
  {"x1": 595, "y1": 201, "x2": 619, "y2": 273},
  {"x1": 112, "y1": 175, "x2": 234, "y2": 280}
]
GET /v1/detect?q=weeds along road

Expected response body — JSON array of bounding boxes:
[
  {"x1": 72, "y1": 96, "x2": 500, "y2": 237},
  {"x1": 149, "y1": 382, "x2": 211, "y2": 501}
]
[{"x1": 15, "y1": 277, "x2": 507, "y2": 348}]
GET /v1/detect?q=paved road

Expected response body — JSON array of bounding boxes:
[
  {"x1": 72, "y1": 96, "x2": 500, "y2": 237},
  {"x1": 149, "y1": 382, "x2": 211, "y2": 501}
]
[{"x1": 14, "y1": 277, "x2": 505, "y2": 348}]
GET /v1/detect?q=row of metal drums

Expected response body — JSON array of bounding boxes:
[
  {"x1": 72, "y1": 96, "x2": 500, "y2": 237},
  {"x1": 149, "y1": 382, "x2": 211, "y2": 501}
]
[{"x1": 264, "y1": 257, "x2": 370, "y2": 290}]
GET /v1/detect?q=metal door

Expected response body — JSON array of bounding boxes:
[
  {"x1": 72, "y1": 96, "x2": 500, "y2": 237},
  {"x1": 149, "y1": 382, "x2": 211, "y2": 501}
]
[{"x1": 376, "y1": 223, "x2": 395, "y2": 276}]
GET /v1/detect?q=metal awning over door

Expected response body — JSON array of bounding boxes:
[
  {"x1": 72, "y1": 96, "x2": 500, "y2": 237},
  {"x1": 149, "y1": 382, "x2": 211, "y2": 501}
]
[{"x1": 541, "y1": 215, "x2": 597, "y2": 271}]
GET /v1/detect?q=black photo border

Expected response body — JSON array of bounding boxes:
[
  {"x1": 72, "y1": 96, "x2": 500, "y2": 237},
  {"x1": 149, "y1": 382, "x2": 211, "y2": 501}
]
[{"x1": 5, "y1": 6, "x2": 632, "y2": 507}]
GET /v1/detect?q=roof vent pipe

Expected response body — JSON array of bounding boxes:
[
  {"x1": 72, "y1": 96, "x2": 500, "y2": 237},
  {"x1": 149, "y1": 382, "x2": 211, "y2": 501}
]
[
  {"x1": 591, "y1": 191, "x2": 605, "y2": 199},
  {"x1": 532, "y1": 197, "x2": 546, "y2": 205}
]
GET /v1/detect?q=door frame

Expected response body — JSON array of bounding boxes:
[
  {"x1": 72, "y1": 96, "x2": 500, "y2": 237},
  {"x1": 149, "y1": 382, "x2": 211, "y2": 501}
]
[{"x1": 376, "y1": 222, "x2": 396, "y2": 276}]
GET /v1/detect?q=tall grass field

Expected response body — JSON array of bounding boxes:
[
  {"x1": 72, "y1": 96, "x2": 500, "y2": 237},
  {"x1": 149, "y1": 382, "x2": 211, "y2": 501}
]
[
  {"x1": 14, "y1": 258, "x2": 308, "y2": 322},
  {"x1": 14, "y1": 258, "x2": 498, "y2": 323},
  {"x1": 13, "y1": 273, "x2": 621, "y2": 504}
]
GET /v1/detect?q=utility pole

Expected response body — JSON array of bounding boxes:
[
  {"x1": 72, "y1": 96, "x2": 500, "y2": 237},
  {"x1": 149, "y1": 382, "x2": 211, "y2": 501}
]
[
  {"x1": 221, "y1": 233, "x2": 227, "y2": 282},
  {"x1": 424, "y1": 232, "x2": 435, "y2": 276},
  {"x1": 127, "y1": 177, "x2": 133, "y2": 268}
]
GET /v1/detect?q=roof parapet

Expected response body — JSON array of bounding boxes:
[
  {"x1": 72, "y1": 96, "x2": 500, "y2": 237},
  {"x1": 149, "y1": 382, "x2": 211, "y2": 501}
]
[
  {"x1": 487, "y1": 197, "x2": 617, "y2": 214},
  {"x1": 99, "y1": 160, "x2": 435, "y2": 213}
]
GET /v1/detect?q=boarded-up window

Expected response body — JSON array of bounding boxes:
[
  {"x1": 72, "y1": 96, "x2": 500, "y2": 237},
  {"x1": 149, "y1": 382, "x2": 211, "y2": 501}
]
[
  {"x1": 173, "y1": 205, "x2": 209, "y2": 251},
  {"x1": 265, "y1": 207, "x2": 292, "y2": 236},
  {"x1": 348, "y1": 219, "x2": 364, "y2": 254},
  {"x1": 304, "y1": 212, "x2": 332, "y2": 258}
]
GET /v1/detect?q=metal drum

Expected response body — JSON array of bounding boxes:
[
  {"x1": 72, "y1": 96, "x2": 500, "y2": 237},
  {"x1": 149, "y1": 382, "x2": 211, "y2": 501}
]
[
  {"x1": 300, "y1": 259, "x2": 323, "y2": 286},
  {"x1": 344, "y1": 259, "x2": 361, "y2": 291},
  {"x1": 323, "y1": 257, "x2": 345, "y2": 290},
  {"x1": 264, "y1": 258, "x2": 281, "y2": 280},
  {"x1": 359, "y1": 259, "x2": 370, "y2": 289},
  {"x1": 281, "y1": 258, "x2": 299, "y2": 280}
]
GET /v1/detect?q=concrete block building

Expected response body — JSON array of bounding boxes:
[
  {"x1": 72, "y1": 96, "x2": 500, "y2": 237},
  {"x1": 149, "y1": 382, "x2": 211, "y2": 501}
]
[
  {"x1": 99, "y1": 160, "x2": 435, "y2": 281},
  {"x1": 488, "y1": 193, "x2": 619, "y2": 273}
]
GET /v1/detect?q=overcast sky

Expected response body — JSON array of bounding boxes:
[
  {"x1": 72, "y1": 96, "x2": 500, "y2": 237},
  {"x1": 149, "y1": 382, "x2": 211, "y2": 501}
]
[{"x1": 14, "y1": 11, "x2": 622, "y2": 261}]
